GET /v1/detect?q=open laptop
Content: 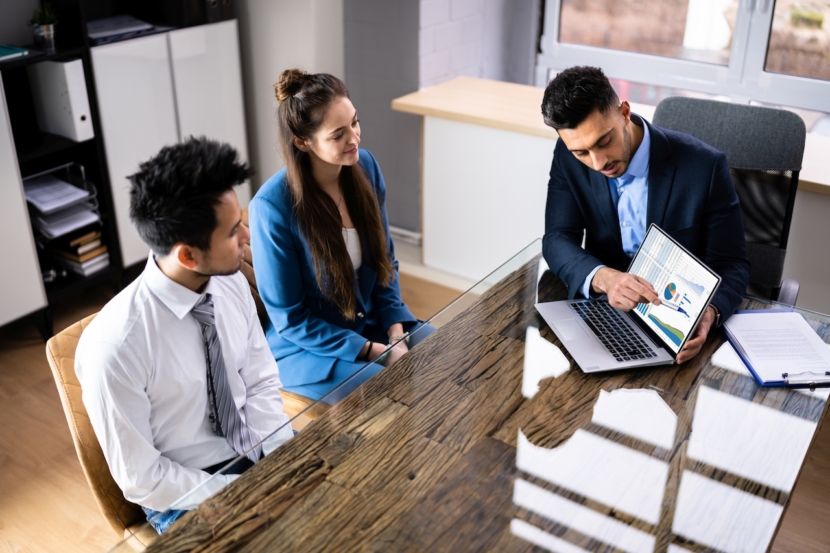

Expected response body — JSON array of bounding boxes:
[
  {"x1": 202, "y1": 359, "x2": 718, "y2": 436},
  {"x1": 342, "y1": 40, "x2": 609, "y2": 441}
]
[{"x1": 536, "y1": 224, "x2": 721, "y2": 373}]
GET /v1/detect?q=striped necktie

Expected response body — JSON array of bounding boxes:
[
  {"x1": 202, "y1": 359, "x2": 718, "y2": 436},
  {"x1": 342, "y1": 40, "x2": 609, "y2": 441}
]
[{"x1": 191, "y1": 293, "x2": 262, "y2": 464}]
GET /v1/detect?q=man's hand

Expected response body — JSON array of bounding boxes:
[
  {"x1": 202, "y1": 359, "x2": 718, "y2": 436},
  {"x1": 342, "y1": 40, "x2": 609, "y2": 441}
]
[
  {"x1": 676, "y1": 306, "x2": 716, "y2": 364},
  {"x1": 592, "y1": 268, "x2": 660, "y2": 311}
]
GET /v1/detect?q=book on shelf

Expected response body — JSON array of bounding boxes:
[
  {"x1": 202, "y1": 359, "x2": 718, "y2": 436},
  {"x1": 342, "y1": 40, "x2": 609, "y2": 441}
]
[
  {"x1": 53, "y1": 244, "x2": 107, "y2": 263},
  {"x1": 55, "y1": 252, "x2": 110, "y2": 277},
  {"x1": 0, "y1": 45, "x2": 28, "y2": 62},
  {"x1": 68, "y1": 229, "x2": 102, "y2": 248},
  {"x1": 75, "y1": 238, "x2": 102, "y2": 255},
  {"x1": 50, "y1": 227, "x2": 101, "y2": 252}
]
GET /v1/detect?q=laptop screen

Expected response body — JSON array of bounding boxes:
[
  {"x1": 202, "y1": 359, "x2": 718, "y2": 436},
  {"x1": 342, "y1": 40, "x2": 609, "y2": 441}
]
[{"x1": 627, "y1": 224, "x2": 721, "y2": 354}]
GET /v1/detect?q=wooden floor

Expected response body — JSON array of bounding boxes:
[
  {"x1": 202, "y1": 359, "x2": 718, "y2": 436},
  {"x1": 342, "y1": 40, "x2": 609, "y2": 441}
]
[{"x1": 1, "y1": 273, "x2": 829, "y2": 552}]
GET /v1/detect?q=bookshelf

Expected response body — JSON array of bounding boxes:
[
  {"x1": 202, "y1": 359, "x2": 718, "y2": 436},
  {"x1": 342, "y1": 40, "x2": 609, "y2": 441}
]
[
  {"x1": 0, "y1": 19, "x2": 123, "y2": 337},
  {"x1": 0, "y1": 0, "x2": 242, "y2": 338}
]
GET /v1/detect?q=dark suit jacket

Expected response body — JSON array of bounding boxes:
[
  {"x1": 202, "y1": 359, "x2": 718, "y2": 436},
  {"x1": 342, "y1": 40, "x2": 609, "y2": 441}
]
[{"x1": 542, "y1": 116, "x2": 751, "y2": 320}]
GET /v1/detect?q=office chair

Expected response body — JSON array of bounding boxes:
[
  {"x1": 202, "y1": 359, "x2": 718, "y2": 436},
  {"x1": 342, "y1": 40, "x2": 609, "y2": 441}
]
[
  {"x1": 652, "y1": 97, "x2": 806, "y2": 306},
  {"x1": 45, "y1": 314, "x2": 156, "y2": 551}
]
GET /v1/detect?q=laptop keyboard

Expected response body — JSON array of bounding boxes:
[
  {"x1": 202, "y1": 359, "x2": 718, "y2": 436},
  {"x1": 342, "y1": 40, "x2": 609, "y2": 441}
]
[{"x1": 571, "y1": 301, "x2": 657, "y2": 362}]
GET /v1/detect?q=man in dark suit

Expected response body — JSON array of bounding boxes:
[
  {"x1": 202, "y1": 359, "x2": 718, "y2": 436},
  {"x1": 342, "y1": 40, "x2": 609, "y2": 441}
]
[{"x1": 541, "y1": 66, "x2": 750, "y2": 363}]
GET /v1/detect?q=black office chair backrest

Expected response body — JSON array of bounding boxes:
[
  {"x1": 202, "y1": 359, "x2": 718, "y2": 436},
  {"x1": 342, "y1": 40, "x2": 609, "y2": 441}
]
[{"x1": 652, "y1": 97, "x2": 806, "y2": 300}]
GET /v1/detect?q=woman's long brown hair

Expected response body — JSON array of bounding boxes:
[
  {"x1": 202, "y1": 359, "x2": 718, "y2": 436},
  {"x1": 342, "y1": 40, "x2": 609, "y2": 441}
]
[{"x1": 275, "y1": 69, "x2": 394, "y2": 320}]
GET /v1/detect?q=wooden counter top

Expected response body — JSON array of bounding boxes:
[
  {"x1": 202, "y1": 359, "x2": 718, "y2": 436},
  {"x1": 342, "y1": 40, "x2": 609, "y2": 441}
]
[
  {"x1": 392, "y1": 76, "x2": 830, "y2": 196},
  {"x1": 392, "y1": 76, "x2": 558, "y2": 140}
]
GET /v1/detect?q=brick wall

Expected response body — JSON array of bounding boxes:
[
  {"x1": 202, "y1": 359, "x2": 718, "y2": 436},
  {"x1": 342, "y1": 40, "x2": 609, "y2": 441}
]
[{"x1": 419, "y1": 0, "x2": 485, "y2": 87}]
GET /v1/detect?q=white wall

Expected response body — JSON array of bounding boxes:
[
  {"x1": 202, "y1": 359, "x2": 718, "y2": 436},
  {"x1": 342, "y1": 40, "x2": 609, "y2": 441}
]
[
  {"x1": 234, "y1": 0, "x2": 345, "y2": 190},
  {"x1": 419, "y1": 0, "x2": 538, "y2": 88},
  {"x1": 0, "y1": 0, "x2": 40, "y2": 46}
]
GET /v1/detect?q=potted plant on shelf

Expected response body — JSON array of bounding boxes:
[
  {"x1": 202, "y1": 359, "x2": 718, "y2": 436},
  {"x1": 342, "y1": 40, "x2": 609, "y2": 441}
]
[{"x1": 29, "y1": 3, "x2": 58, "y2": 52}]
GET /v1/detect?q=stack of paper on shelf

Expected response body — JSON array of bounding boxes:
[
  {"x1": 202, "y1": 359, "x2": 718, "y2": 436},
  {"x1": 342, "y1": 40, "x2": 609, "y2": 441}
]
[
  {"x1": 52, "y1": 228, "x2": 109, "y2": 276},
  {"x1": 86, "y1": 15, "x2": 157, "y2": 45},
  {"x1": 24, "y1": 174, "x2": 100, "y2": 238}
]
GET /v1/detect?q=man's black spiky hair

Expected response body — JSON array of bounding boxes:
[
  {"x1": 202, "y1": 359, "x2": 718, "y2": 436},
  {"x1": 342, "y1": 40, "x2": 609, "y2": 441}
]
[{"x1": 128, "y1": 136, "x2": 250, "y2": 255}]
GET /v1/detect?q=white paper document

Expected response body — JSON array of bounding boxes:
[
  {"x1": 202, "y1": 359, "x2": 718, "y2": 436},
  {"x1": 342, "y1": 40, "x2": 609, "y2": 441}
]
[
  {"x1": 723, "y1": 311, "x2": 830, "y2": 385},
  {"x1": 23, "y1": 174, "x2": 90, "y2": 214}
]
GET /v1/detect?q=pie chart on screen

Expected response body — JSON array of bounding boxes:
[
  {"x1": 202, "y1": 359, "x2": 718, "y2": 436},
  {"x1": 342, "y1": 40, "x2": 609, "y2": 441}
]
[{"x1": 664, "y1": 282, "x2": 677, "y2": 301}]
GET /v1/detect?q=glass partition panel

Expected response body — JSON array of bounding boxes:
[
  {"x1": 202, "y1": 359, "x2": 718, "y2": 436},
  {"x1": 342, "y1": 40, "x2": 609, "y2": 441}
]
[
  {"x1": 106, "y1": 245, "x2": 547, "y2": 551},
  {"x1": 107, "y1": 240, "x2": 830, "y2": 551}
]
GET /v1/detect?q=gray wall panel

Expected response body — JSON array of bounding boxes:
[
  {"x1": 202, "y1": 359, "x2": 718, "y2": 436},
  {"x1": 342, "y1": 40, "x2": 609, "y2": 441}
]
[{"x1": 345, "y1": 0, "x2": 421, "y2": 232}]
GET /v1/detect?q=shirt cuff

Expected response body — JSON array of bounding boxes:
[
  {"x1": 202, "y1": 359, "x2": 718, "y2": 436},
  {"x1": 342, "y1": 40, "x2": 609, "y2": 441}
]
[{"x1": 581, "y1": 265, "x2": 605, "y2": 298}]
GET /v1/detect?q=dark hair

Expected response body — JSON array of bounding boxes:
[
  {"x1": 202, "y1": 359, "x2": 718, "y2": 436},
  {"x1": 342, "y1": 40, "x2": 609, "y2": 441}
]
[
  {"x1": 128, "y1": 136, "x2": 250, "y2": 255},
  {"x1": 275, "y1": 69, "x2": 393, "y2": 320},
  {"x1": 541, "y1": 66, "x2": 620, "y2": 130}
]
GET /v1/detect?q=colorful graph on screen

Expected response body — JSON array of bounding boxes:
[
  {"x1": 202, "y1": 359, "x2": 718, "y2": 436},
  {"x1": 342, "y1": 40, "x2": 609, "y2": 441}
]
[
  {"x1": 648, "y1": 314, "x2": 685, "y2": 346},
  {"x1": 628, "y1": 227, "x2": 719, "y2": 353}
]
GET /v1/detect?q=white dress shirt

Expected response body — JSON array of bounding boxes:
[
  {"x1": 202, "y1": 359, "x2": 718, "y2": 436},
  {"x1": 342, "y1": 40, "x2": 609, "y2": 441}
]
[{"x1": 76, "y1": 256, "x2": 293, "y2": 511}]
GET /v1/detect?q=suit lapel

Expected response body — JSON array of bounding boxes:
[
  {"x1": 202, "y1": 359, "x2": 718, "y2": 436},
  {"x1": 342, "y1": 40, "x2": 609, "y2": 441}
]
[
  {"x1": 645, "y1": 121, "x2": 676, "y2": 228},
  {"x1": 590, "y1": 168, "x2": 622, "y2": 250}
]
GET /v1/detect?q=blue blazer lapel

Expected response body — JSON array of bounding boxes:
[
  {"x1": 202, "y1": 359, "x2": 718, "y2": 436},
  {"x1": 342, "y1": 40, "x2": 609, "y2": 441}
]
[
  {"x1": 590, "y1": 168, "x2": 622, "y2": 250},
  {"x1": 646, "y1": 121, "x2": 676, "y2": 229}
]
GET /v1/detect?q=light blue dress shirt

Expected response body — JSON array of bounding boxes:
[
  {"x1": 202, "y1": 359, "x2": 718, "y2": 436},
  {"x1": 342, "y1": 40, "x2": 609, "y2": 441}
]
[{"x1": 581, "y1": 121, "x2": 651, "y2": 297}]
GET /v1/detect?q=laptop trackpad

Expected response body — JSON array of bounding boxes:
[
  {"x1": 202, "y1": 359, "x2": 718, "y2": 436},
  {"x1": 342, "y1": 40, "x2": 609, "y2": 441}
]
[{"x1": 555, "y1": 318, "x2": 588, "y2": 341}]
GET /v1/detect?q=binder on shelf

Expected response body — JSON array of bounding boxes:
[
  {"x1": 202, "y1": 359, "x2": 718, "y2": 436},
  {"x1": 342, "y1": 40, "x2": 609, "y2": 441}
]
[
  {"x1": 723, "y1": 309, "x2": 830, "y2": 389},
  {"x1": 27, "y1": 59, "x2": 95, "y2": 142},
  {"x1": 0, "y1": 45, "x2": 28, "y2": 62}
]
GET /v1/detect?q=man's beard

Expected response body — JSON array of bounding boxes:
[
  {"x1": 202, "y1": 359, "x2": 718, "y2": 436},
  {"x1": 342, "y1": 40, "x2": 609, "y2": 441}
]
[{"x1": 193, "y1": 259, "x2": 242, "y2": 278}]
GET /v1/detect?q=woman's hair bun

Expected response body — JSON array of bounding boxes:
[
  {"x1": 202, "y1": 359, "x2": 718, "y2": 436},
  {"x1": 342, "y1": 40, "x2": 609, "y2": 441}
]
[{"x1": 275, "y1": 69, "x2": 308, "y2": 103}]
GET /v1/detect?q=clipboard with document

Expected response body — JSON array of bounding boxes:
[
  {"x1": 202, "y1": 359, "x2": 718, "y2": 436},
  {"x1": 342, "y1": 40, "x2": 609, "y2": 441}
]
[{"x1": 723, "y1": 309, "x2": 830, "y2": 389}]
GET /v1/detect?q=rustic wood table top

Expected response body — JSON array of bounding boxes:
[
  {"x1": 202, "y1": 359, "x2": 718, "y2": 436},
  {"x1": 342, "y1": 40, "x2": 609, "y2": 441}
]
[{"x1": 136, "y1": 242, "x2": 830, "y2": 553}]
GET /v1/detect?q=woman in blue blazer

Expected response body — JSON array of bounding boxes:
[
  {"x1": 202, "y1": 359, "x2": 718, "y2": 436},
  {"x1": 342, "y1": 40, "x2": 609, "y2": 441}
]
[{"x1": 249, "y1": 69, "x2": 430, "y2": 401}]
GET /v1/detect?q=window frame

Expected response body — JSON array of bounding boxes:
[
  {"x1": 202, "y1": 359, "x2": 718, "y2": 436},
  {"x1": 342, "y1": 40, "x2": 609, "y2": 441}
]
[{"x1": 535, "y1": 0, "x2": 830, "y2": 114}]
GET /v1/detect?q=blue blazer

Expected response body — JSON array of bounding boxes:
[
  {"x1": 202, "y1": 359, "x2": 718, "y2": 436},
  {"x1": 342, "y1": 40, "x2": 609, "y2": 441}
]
[
  {"x1": 543, "y1": 116, "x2": 751, "y2": 320},
  {"x1": 249, "y1": 149, "x2": 416, "y2": 386}
]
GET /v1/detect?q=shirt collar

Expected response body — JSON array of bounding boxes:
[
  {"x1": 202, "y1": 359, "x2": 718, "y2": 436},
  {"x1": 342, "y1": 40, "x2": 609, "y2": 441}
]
[
  {"x1": 621, "y1": 114, "x2": 650, "y2": 180},
  {"x1": 144, "y1": 254, "x2": 224, "y2": 320}
]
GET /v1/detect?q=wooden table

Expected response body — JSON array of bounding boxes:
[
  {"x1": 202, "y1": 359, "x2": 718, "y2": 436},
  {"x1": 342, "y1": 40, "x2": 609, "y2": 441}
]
[{"x1": 141, "y1": 242, "x2": 830, "y2": 553}]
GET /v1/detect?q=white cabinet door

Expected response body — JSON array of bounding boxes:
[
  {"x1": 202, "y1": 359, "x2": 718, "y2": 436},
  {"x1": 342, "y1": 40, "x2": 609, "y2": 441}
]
[
  {"x1": 92, "y1": 34, "x2": 179, "y2": 267},
  {"x1": 0, "y1": 74, "x2": 47, "y2": 326},
  {"x1": 169, "y1": 20, "x2": 251, "y2": 206}
]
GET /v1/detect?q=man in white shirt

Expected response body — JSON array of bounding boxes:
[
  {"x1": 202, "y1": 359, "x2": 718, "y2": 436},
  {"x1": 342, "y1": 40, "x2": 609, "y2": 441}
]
[{"x1": 75, "y1": 137, "x2": 293, "y2": 533}]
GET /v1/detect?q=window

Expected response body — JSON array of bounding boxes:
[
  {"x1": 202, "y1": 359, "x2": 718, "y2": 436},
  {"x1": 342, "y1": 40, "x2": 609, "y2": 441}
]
[
  {"x1": 559, "y1": 0, "x2": 739, "y2": 65},
  {"x1": 536, "y1": 0, "x2": 830, "y2": 114},
  {"x1": 765, "y1": 0, "x2": 830, "y2": 81}
]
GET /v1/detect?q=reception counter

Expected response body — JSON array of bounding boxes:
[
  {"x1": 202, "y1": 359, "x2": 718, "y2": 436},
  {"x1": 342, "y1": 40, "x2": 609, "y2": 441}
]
[{"x1": 392, "y1": 77, "x2": 830, "y2": 313}]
